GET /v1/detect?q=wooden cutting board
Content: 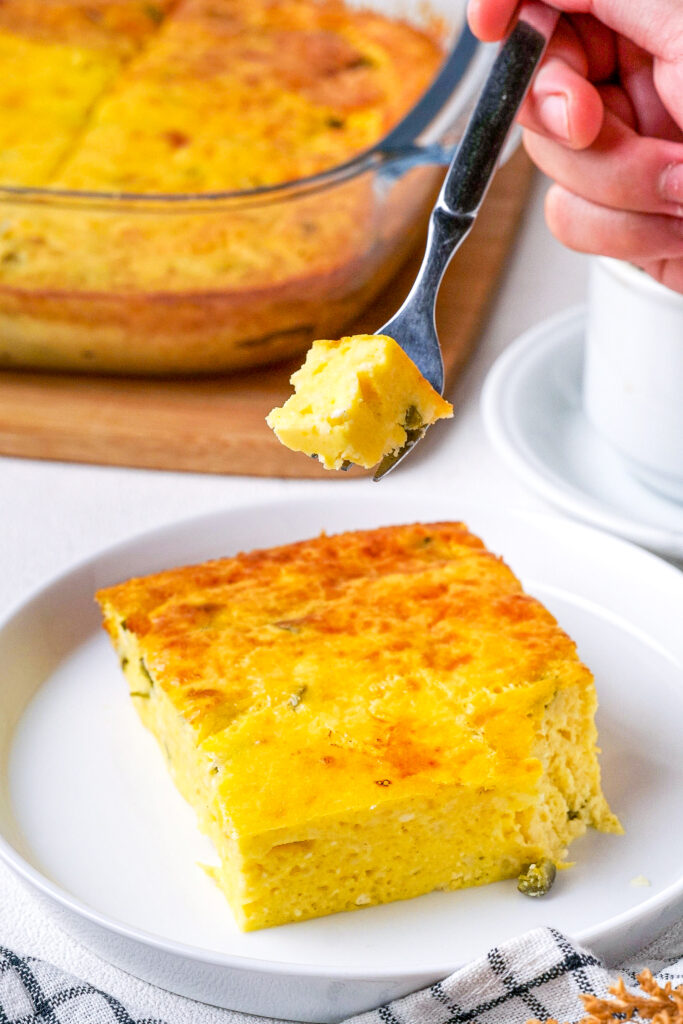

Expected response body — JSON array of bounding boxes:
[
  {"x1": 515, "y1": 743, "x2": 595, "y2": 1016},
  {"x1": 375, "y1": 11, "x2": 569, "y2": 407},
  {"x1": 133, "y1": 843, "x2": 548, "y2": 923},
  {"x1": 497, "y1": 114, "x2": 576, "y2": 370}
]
[{"x1": 0, "y1": 150, "x2": 534, "y2": 478}]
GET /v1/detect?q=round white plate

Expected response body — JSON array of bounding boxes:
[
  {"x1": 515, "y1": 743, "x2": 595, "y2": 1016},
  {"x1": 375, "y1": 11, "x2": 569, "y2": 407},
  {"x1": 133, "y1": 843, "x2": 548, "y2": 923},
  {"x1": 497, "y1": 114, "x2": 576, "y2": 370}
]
[
  {"x1": 1, "y1": 494, "x2": 683, "y2": 1022},
  {"x1": 481, "y1": 306, "x2": 683, "y2": 561}
]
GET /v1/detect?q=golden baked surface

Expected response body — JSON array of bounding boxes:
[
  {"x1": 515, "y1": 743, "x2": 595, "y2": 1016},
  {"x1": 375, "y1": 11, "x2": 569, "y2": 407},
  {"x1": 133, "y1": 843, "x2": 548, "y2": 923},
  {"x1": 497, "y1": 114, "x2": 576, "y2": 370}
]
[
  {"x1": 266, "y1": 334, "x2": 454, "y2": 470},
  {"x1": 97, "y1": 521, "x2": 620, "y2": 931},
  {"x1": 1, "y1": 0, "x2": 443, "y2": 192},
  {"x1": 0, "y1": 1, "x2": 181, "y2": 186}
]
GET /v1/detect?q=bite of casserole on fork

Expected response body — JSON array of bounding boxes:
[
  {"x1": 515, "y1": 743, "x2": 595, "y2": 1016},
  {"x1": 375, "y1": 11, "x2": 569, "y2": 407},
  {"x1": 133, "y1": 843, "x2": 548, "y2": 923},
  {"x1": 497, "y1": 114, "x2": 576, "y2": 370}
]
[{"x1": 265, "y1": 334, "x2": 453, "y2": 471}]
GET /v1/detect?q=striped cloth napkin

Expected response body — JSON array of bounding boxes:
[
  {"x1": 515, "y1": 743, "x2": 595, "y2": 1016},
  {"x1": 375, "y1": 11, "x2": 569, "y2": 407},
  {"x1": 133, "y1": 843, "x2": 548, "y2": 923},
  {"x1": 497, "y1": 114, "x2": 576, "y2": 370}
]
[{"x1": 2, "y1": 926, "x2": 682, "y2": 1024}]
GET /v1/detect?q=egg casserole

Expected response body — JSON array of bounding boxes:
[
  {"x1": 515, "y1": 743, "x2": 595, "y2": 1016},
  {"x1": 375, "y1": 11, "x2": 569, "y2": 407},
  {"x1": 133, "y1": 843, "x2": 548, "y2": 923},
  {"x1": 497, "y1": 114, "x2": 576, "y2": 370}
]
[
  {"x1": 96, "y1": 521, "x2": 621, "y2": 931},
  {"x1": 266, "y1": 334, "x2": 454, "y2": 470},
  {"x1": 0, "y1": 1, "x2": 179, "y2": 187},
  {"x1": 1, "y1": 0, "x2": 441, "y2": 192},
  {"x1": 0, "y1": 0, "x2": 444, "y2": 373},
  {"x1": 53, "y1": 0, "x2": 444, "y2": 194}
]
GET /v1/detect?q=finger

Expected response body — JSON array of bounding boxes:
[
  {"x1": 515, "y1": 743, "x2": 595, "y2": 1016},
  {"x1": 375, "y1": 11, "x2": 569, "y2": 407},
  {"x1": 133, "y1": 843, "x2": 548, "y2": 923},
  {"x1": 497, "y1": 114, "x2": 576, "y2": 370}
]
[
  {"x1": 466, "y1": 0, "x2": 559, "y2": 41},
  {"x1": 522, "y1": 111, "x2": 683, "y2": 215},
  {"x1": 544, "y1": 184, "x2": 683, "y2": 263},
  {"x1": 467, "y1": 0, "x2": 683, "y2": 142},
  {"x1": 514, "y1": 19, "x2": 594, "y2": 145},
  {"x1": 617, "y1": 36, "x2": 683, "y2": 140},
  {"x1": 653, "y1": 60, "x2": 683, "y2": 137},
  {"x1": 534, "y1": 12, "x2": 588, "y2": 76},
  {"x1": 466, "y1": 0, "x2": 517, "y2": 42},
  {"x1": 534, "y1": 1, "x2": 683, "y2": 64},
  {"x1": 598, "y1": 83, "x2": 637, "y2": 131},
  {"x1": 519, "y1": 56, "x2": 604, "y2": 147},
  {"x1": 631, "y1": 256, "x2": 683, "y2": 295},
  {"x1": 469, "y1": 0, "x2": 683, "y2": 62},
  {"x1": 467, "y1": 2, "x2": 572, "y2": 48},
  {"x1": 568, "y1": 13, "x2": 616, "y2": 82},
  {"x1": 470, "y1": 12, "x2": 607, "y2": 148}
]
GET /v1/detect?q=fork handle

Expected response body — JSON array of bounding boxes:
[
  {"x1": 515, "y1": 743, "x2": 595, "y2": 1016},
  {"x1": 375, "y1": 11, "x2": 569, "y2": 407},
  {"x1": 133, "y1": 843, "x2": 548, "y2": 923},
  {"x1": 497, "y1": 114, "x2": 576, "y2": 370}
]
[
  {"x1": 376, "y1": 3, "x2": 559, "y2": 401},
  {"x1": 441, "y1": 1, "x2": 559, "y2": 218}
]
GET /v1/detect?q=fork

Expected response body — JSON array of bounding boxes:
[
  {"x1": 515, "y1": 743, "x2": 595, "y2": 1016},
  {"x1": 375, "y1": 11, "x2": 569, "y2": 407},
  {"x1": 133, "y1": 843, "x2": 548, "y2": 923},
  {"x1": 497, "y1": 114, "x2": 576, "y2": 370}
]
[{"x1": 373, "y1": 1, "x2": 560, "y2": 481}]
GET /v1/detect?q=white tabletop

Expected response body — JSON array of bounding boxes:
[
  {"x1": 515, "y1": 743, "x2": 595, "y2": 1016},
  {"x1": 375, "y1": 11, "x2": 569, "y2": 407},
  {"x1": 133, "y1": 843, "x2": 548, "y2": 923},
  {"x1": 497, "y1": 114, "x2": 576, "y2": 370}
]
[{"x1": 2, "y1": 173, "x2": 680, "y2": 992}]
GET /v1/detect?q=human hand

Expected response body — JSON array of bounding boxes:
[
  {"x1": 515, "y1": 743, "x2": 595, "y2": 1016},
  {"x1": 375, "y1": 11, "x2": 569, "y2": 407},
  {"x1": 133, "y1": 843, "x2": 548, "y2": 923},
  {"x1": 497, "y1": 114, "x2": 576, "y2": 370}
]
[{"x1": 467, "y1": 0, "x2": 683, "y2": 292}]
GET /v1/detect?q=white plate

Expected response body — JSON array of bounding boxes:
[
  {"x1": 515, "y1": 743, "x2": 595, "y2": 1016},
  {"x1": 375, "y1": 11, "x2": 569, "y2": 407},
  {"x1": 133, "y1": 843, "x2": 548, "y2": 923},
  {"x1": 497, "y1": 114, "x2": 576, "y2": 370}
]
[
  {"x1": 481, "y1": 306, "x2": 683, "y2": 562},
  {"x1": 1, "y1": 494, "x2": 683, "y2": 1022}
]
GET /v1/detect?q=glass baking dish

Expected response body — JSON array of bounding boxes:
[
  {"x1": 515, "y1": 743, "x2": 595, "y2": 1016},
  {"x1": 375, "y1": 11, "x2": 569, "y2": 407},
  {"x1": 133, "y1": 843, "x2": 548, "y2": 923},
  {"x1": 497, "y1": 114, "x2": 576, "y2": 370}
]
[{"x1": 0, "y1": 1, "x2": 494, "y2": 375}]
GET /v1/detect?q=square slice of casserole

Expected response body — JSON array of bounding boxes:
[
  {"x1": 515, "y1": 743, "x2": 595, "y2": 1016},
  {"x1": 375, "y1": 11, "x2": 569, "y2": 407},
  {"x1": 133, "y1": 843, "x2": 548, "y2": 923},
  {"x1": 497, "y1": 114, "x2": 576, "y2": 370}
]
[{"x1": 96, "y1": 522, "x2": 620, "y2": 931}]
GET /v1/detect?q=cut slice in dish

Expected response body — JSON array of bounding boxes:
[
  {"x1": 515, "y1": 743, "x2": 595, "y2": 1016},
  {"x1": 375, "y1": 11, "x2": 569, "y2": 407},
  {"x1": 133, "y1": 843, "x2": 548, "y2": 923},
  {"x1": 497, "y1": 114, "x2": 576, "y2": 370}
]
[{"x1": 0, "y1": 0, "x2": 178, "y2": 185}]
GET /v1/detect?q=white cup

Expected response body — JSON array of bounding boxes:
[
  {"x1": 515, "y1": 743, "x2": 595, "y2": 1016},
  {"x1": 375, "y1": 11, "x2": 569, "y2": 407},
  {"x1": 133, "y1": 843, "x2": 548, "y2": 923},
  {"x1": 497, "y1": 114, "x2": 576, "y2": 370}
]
[{"x1": 583, "y1": 257, "x2": 683, "y2": 503}]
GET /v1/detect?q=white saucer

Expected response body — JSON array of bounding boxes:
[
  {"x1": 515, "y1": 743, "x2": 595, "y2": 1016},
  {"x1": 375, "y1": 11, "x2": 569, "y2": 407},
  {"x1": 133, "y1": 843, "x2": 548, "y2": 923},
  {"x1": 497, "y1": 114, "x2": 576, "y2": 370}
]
[{"x1": 481, "y1": 306, "x2": 683, "y2": 562}]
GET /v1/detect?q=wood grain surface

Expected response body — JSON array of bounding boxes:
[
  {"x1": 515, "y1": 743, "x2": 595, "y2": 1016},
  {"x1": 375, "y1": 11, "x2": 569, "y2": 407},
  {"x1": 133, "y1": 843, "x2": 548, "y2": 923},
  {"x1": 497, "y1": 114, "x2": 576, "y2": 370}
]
[{"x1": 0, "y1": 150, "x2": 535, "y2": 478}]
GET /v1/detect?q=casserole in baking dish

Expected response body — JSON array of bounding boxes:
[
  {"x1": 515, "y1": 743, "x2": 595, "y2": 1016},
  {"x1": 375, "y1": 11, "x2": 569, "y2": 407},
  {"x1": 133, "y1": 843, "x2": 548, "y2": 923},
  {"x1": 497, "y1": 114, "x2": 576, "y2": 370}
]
[{"x1": 0, "y1": 0, "x2": 489, "y2": 374}]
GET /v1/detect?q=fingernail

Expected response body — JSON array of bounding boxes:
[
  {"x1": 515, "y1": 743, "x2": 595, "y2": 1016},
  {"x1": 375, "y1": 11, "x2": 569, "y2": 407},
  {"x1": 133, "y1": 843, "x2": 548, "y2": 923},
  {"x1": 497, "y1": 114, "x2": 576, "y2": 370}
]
[
  {"x1": 661, "y1": 163, "x2": 683, "y2": 204},
  {"x1": 539, "y1": 94, "x2": 570, "y2": 141}
]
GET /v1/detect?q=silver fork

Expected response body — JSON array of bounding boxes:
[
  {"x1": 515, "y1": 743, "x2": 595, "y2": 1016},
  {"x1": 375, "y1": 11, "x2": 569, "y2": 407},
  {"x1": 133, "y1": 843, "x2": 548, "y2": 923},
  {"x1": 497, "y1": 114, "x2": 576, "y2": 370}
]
[{"x1": 373, "y1": 2, "x2": 559, "y2": 481}]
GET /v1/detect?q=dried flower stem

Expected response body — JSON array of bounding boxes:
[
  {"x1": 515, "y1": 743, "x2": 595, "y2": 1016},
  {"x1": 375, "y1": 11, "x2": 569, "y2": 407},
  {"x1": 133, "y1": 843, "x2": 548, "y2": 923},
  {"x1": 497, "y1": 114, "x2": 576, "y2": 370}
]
[{"x1": 527, "y1": 970, "x2": 683, "y2": 1024}]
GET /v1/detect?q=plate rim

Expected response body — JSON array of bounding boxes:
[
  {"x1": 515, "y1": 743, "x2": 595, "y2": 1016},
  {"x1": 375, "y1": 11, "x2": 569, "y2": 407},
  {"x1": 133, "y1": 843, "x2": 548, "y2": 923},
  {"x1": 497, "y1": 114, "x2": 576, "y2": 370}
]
[
  {"x1": 2, "y1": 492, "x2": 683, "y2": 982},
  {"x1": 480, "y1": 305, "x2": 683, "y2": 561}
]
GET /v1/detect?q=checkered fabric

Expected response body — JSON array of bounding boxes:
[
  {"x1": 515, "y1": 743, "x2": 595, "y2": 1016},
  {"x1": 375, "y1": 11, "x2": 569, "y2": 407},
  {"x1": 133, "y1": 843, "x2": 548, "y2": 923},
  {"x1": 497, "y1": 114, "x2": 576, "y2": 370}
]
[
  {"x1": 348, "y1": 927, "x2": 683, "y2": 1024},
  {"x1": 1, "y1": 928, "x2": 682, "y2": 1024},
  {"x1": 0, "y1": 945, "x2": 165, "y2": 1024}
]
